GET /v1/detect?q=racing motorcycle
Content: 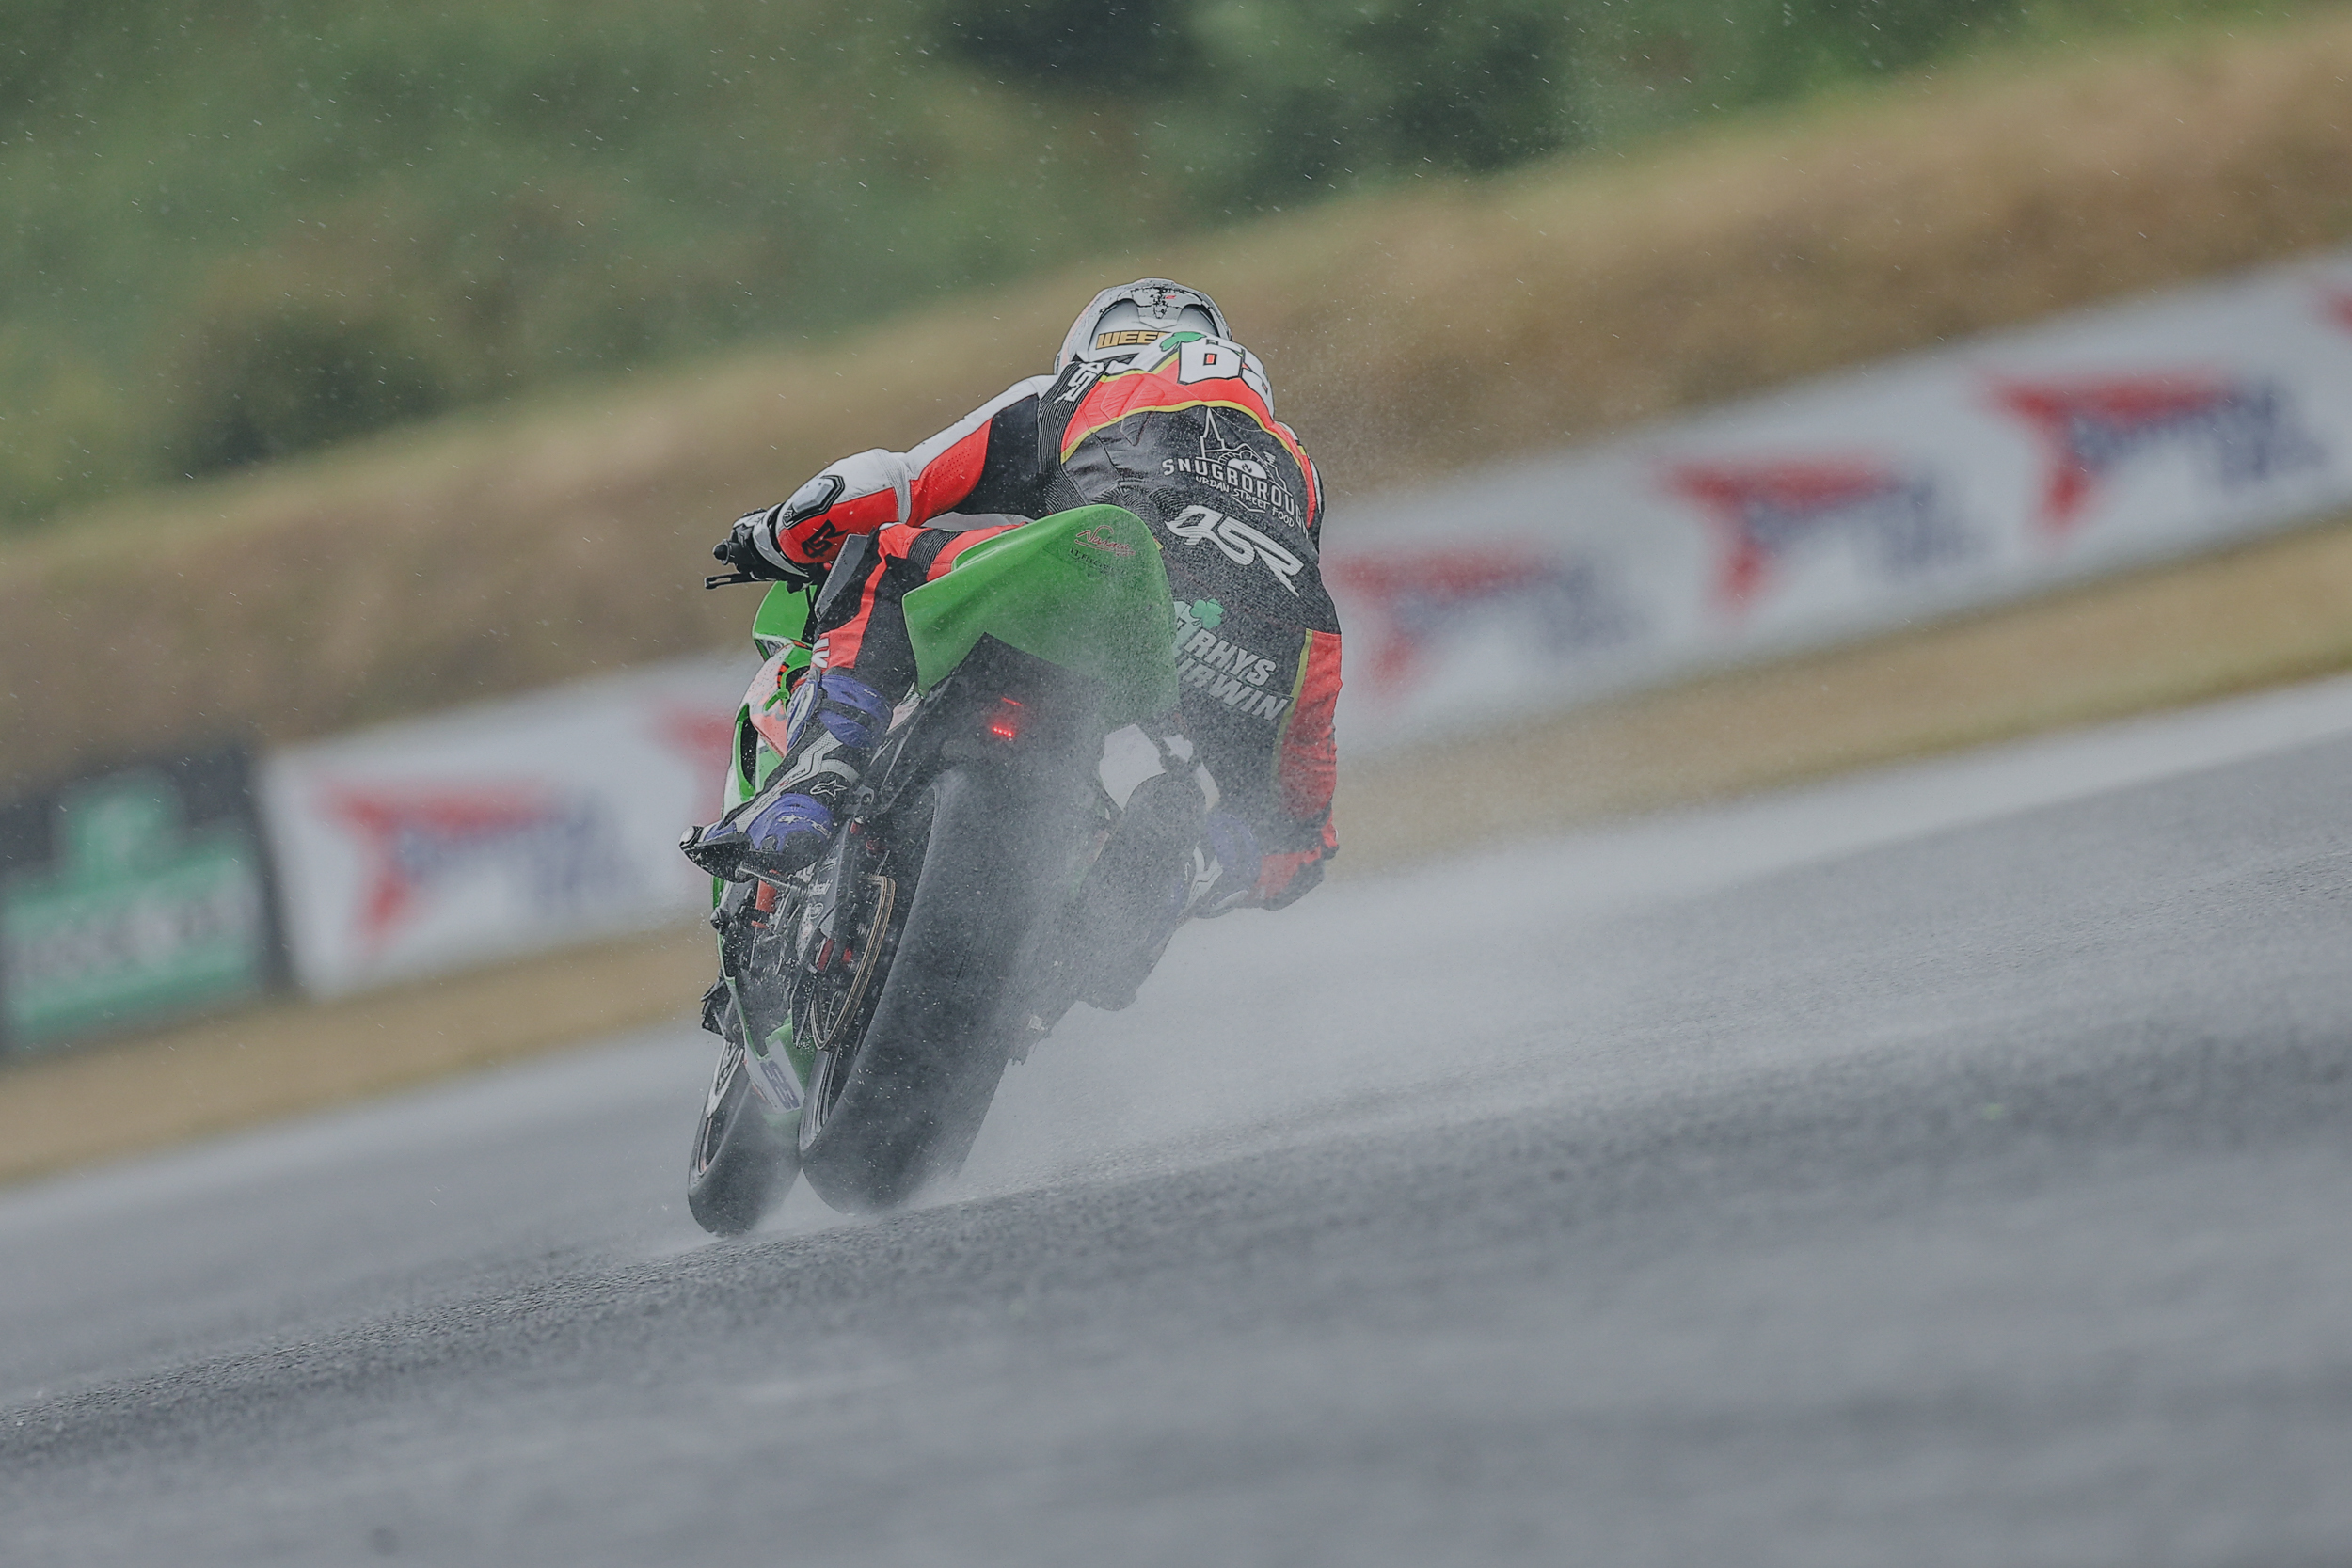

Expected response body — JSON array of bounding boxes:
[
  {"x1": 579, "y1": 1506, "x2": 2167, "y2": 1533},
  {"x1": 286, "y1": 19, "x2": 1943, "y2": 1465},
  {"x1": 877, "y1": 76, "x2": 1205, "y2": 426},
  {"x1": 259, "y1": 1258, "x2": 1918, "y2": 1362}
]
[{"x1": 685, "y1": 505, "x2": 1206, "y2": 1231}]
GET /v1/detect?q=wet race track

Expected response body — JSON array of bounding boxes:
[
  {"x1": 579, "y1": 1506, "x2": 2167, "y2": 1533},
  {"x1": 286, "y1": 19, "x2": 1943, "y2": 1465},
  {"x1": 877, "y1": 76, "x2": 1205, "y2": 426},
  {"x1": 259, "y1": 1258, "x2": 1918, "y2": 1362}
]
[{"x1": 6, "y1": 679, "x2": 2352, "y2": 1566}]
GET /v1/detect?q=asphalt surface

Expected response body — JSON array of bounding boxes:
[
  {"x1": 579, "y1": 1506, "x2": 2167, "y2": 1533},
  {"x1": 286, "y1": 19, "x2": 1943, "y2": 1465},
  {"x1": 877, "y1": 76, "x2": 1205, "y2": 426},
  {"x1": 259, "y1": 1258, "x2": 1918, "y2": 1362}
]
[{"x1": 7, "y1": 679, "x2": 2352, "y2": 1566}]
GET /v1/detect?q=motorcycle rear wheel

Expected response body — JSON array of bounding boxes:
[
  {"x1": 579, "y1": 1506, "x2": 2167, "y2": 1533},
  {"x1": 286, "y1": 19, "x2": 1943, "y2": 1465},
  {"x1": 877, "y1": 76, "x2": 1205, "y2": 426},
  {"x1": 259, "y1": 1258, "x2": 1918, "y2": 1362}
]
[{"x1": 798, "y1": 767, "x2": 1065, "y2": 1212}]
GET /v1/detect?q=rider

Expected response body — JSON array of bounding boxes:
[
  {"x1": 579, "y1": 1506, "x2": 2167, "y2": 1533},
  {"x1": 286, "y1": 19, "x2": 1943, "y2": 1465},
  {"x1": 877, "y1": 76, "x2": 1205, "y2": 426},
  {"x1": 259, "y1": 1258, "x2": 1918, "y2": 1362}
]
[{"x1": 681, "y1": 279, "x2": 1341, "y2": 921}]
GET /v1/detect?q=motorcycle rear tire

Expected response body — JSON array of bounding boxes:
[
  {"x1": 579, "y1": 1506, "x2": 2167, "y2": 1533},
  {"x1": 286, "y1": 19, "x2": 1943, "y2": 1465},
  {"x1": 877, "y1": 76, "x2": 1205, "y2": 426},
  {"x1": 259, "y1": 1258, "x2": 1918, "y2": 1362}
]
[{"x1": 798, "y1": 766, "x2": 1061, "y2": 1212}]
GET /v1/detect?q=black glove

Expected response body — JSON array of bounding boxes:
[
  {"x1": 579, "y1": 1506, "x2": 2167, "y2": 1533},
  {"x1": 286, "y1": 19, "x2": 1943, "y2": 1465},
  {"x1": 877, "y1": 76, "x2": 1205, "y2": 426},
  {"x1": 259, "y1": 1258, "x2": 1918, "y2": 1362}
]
[
  {"x1": 707, "y1": 473, "x2": 849, "y2": 588},
  {"x1": 711, "y1": 506, "x2": 812, "y2": 587}
]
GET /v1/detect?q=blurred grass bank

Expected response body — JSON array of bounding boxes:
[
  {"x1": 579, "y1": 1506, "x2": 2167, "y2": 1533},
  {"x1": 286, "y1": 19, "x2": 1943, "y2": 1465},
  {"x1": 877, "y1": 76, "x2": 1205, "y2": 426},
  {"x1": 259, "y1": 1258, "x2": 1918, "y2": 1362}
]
[
  {"x1": 10, "y1": 502, "x2": 2352, "y2": 1188},
  {"x1": 10, "y1": 11, "x2": 2352, "y2": 793},
  {"x1": 3, "y1": 0, "x2": 2333, "y2": 532}
]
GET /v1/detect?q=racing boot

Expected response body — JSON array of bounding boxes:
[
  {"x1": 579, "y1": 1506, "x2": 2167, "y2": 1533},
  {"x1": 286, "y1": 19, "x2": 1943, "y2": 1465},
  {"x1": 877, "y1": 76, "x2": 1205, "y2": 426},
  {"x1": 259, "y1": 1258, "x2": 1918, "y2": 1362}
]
[
  {"x1": 1071, "y1": 790, "x2": 1260, "y2": 1012},
  {"x1": 680, "y1": 669, "x2": 893, "y2": 883}
]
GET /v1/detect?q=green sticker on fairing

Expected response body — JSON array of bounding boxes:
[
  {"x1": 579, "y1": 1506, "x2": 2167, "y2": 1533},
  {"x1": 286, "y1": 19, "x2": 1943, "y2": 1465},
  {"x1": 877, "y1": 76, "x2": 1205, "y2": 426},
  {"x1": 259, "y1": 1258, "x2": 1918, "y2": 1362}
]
[{"x1": 901, "y1": 506, "x2": 1181, "y2": 727}]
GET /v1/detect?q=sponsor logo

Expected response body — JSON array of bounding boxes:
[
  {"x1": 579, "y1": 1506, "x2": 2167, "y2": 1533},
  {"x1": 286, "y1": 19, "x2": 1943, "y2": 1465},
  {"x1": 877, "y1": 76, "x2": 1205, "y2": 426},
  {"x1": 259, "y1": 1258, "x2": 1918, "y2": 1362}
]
[
  {"x1": 1055, "y1": 359, "x2": 1106, "y2": 403},
  {"x1": 1075, "y1": 522, "x2": 1136, "y2": 557},
  {"x1": 1170, "y1": 598, "x2": 1292, "y2": 721},
  {"x1": 755, "y1": 1051, "x2": 803, "y2": 1113},
  {"x1": 1095, "y1": 328, "x2": 1167, "y2": 349},
  {"x1": 793, "y1": 518, "x2": 845, "y2": 562},
  {"x1": 1990, "y1": 373, "x2": 2325, "y2": 531},
  {"x1": 1161, "y1": 406, "x2": 1299, "y2": 521},
  {"x1": 1666, "y1": 458, "x2": 1973, "y2": 610},
  {"x1": 321, "y1": 784, "x2": 631, "y2": 952},
  {"x1": 0, "y1": 773, "x2": 274, "y2": 1048},
  {"x1": 1166, "y1": 504, "x2": 1304, "y2": 595},
  {"x1": 1329, "y1": 550, "x2": 1640, "y2": 693},
  {"x1": 1197, "y1": 405, "x2": 1269, "y2": 481}
]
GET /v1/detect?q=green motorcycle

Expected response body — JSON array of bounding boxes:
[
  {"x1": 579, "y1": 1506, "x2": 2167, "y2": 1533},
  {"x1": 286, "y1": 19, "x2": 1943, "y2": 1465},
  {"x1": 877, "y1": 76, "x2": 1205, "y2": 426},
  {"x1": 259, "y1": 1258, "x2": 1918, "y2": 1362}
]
[{"x1": 686, "y1": 506, "x2": 1204, "y2": 1229}]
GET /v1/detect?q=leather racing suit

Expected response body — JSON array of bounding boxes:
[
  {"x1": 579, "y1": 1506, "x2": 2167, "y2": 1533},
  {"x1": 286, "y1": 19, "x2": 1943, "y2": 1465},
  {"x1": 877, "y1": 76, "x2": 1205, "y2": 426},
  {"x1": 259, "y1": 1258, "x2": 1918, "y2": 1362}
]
[{"x1": 777, "y1": 333, "x2": 1341, "y2": 900}]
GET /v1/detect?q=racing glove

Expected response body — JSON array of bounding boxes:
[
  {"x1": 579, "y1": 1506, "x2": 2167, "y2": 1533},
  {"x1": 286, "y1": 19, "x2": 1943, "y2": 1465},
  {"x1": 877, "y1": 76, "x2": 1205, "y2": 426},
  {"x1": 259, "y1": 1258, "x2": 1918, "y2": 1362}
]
[
  {"x1": 1257, "y1": 816, "x2": 1338, "y2": 911},
  {"x1": 708, "y1": 474, "x2": 849, "y2": 588}
]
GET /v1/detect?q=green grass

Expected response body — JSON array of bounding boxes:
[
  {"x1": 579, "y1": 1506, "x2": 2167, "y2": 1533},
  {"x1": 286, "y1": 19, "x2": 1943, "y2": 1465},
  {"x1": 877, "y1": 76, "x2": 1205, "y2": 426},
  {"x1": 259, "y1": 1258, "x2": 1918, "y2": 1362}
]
[{"x1": 1, "y1": 0, "x2": 2341, "y2": 534}]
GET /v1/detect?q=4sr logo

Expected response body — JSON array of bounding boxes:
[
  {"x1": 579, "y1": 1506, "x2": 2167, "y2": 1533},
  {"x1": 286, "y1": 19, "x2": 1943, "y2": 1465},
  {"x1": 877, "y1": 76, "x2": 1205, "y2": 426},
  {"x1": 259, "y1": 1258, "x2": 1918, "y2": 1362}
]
[{"x1": 1166, "y1": 505, "x2": 1303, "y2": 595}]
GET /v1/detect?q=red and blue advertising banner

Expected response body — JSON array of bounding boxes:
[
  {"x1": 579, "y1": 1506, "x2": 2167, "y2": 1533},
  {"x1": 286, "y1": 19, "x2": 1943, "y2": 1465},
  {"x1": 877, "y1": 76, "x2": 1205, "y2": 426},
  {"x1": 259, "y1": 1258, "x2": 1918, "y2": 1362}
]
[
  {"x1": 254, "y1": 247, "x2": 2352, "y2": 997},
  {"x1": 259, "y1": 660, "x2": 746, "y2": 997},
  {"x1": 1326, "y1": 247, "x2": 2352, "y2": 750}
]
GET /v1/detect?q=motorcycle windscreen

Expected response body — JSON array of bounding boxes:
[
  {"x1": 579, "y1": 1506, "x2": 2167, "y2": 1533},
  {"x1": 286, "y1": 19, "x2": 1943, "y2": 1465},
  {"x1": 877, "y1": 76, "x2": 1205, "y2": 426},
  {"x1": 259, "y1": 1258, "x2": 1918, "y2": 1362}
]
[
  {"x1": 900, "y1": 505, "x2": 1182, "y2": 728},
  {"x1": 750, "y1": 582, "x2": 816, "y2": 664}
]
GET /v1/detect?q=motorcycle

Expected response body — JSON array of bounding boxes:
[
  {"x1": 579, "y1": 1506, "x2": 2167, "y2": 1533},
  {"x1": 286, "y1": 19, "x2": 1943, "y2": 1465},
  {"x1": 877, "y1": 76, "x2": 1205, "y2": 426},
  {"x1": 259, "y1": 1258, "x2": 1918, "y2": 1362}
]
[{"x1": 685, "y1": 505, "x2": 1208, "y2": 1231}]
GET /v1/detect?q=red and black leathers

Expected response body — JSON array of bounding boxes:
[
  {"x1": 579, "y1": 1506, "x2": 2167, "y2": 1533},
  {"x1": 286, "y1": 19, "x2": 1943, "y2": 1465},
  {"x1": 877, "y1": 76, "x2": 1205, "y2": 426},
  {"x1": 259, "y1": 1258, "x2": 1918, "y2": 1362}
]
[{"x1": 781, "y1": 335, "x2": 1341, "y2": 896}]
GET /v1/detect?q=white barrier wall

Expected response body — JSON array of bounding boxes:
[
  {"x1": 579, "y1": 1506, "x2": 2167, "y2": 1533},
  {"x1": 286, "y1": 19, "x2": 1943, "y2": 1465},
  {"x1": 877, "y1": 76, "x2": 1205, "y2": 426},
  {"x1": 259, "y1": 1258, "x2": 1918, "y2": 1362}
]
[
  {"x1": 1327, "y1": 247, "x2": 2352, "y2": 750},
  {"x1": 255, "y1": 247, "x2": 2352, "y2": 995},
  {"x1": 261, "y1": 659, "x2": 750, "y2": 995}
]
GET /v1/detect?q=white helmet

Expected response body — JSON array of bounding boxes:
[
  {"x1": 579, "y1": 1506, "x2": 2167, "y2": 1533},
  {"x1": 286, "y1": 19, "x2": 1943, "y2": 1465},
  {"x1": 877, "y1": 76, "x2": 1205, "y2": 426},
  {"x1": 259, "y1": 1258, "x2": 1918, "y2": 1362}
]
[{"x1": 1058, "y1": 278, "x2": 1232, "y2": 368}]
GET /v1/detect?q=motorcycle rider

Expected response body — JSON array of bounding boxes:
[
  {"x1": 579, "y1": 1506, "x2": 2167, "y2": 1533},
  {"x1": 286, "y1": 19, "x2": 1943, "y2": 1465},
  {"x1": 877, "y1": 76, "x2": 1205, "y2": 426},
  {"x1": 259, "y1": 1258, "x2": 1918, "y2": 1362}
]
[{"x1": 681, "y1": 279, "x2": 1341, "y2": 930}]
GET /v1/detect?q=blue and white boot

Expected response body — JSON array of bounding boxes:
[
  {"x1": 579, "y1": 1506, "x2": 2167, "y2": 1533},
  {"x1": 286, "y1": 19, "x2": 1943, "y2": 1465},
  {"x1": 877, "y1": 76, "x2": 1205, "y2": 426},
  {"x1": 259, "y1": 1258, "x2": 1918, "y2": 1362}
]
[{"x1": 680, "y1": 669, "x2": 893, "y2": 883}]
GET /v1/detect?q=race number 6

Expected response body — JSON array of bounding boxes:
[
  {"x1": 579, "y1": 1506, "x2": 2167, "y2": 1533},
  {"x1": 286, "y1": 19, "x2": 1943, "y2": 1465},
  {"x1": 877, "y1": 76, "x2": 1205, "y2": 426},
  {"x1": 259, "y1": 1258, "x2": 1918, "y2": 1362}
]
[{"x1": 1177, "y1": 336, "x2": 1274, "y2": 405}]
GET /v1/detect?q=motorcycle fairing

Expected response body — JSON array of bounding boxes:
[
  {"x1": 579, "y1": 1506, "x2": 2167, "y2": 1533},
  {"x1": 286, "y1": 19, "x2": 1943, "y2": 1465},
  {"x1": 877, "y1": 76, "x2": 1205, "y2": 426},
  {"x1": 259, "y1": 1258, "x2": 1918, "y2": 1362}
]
[{"x1": 899, "y1": 505, "x2": 1180, "y2": 729}]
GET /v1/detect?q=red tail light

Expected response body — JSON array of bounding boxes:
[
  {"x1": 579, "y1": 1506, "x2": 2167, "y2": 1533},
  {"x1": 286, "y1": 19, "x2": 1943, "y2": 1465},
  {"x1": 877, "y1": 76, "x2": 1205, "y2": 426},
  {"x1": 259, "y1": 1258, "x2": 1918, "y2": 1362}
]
[{"x1": 987, "y1": 697, "x2": 1025, "y2": 742}]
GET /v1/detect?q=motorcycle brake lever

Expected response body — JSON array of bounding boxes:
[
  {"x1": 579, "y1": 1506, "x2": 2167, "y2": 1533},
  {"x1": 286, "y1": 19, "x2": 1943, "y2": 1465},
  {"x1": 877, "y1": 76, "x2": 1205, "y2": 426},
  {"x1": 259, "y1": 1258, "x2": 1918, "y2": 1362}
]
[{"x1": 705, "y1": 570, "x2": 764, "y2": 590}]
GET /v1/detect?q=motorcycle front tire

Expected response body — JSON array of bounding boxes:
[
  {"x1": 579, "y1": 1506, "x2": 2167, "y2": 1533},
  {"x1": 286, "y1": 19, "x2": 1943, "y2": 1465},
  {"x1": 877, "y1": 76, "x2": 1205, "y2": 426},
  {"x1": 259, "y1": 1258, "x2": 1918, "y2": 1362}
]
[{"x1": 686, "y1": 1032, "x2": 794, "y2": 1236}]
